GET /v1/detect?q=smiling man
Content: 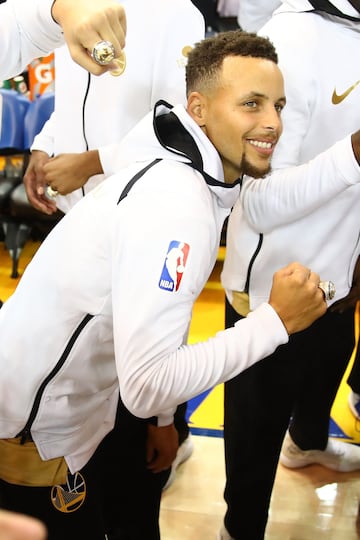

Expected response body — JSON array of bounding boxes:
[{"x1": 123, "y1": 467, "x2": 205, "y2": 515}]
[
  {"x1": 192, "y1": 53, "x2": 285, "y2": 181},
  {"x1": 186, "y1": 38, "x2": 286, "y2": 181},
  {"x1": 0, "y1": 31, "x2": 336, "y2": 539}
]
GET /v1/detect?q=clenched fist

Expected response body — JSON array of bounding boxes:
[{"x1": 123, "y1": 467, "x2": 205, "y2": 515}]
[{"x1": 269, "y1": 262, "x2": 327, "y2": 335}]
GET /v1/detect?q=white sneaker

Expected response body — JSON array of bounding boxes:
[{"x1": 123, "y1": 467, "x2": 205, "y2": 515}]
[
  {"x1": 280, "y1": 431, "x2": 360, "y2": 472},
  {"x1": 348, "y1": 390, "x2": 360, "y2": 420},
  {"x1": 216, "y1": 525, "x2": 234, "y2": 540},
  {"x1": 162, "y1": 434, "x2": 194, "y2": 490}
]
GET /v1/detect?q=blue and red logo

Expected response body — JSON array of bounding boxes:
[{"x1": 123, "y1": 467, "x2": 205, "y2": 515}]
[{"x1": 159, "y1": 241, "x2": 190, "y2": 292}]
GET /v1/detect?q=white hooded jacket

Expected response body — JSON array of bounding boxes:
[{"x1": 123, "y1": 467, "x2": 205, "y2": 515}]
[
  {"x1": 0, "y1": 102, "x2": 289, "y2": 473},
  {"x1": 221, "y1": 0, "x2": 360, "y2": 310},
  {"x1": 237, "y1": 0, "x2": 281, "y2": 32}
]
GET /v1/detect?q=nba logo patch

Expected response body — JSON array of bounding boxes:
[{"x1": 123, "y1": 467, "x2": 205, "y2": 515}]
[{"x1": 159, "y1": 241, "x2": 190, "y2": 292}]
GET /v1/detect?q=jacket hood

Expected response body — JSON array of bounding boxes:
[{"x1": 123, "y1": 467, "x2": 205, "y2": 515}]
[
  {"x1": 277, "y1": 0, "x2": 360, "y2": 19},
  {"x1": 116, "y1": 100, "x2": 241, "y2": 208}
]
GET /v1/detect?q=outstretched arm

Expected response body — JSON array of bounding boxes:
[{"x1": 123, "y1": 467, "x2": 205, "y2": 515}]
[
  {"x1": 241, "y1": 133, "x2": 360, "y2": 232},
  {"x1": 119, "y1": 260, "x2": 326, "y2": 421}
]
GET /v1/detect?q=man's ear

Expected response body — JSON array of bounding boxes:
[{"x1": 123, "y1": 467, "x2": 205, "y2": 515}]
[{"x1": 187, "y1": 92, "x2": 206, "y2": 128}]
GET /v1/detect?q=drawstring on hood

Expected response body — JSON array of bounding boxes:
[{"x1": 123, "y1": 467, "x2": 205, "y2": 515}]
[
  {"x1": 116, "y1": 100, "x2": 241, "y2": 209},
  {"x1": 154, "y1": 102, "x2": 237, "y2": 188},
  {"x1": 153, "y1": 101, "x2": 241, "y2": 207}
]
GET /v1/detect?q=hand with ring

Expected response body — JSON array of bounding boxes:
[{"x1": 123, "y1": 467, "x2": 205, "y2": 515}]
[
  {"x1": 268, "y1": 262, "x2": 328, "y2": 335},
  {"x1": 23, "y1": 150, "x2": 58, "y2": 216},
  {"x1": 91, "y1": 41, "x2": 126, "y2": 75},
  {"x1": 51, "y1": 0, "x2": 127, "y2": 75}
]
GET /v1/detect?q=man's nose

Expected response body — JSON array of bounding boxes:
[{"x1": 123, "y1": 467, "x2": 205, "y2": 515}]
[{"x1": 262, "y1": 107, "x2": 281, "y2": 132}]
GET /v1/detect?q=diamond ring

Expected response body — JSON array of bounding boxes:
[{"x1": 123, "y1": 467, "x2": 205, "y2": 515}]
[
  {"x1": 46, "y1": 186, "x2": 58, "y2": 199},
  {"x1": 318, "y1": 280, "x2": 336, "y2": 301},
  {"x1": 91, "y1": 40, "x2": 116, "y2": 66}
]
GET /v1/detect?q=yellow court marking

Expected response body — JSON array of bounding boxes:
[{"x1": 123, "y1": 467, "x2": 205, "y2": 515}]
[{"x1": 188, "y1": 384, "x2": 224, "y2": 432}]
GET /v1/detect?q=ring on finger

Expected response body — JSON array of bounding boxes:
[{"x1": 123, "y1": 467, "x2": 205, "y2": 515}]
[
  {"x1": 46, "y1": 186, "x2": 58, "y2": 199},
  {"x1": 318, "y1": 280, "x2": 336, "y2": 301},
  {"x1": 91, "y1": 40, "x2": 116, "y2": 66}
]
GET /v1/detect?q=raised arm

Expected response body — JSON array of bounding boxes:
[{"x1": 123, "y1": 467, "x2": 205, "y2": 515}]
[
  {"x1": 1, "y1": 0, "x2": 126, "y2": 80},
  {"x1": 52, "y1": 0, "x2": 126, "y2": 75}
]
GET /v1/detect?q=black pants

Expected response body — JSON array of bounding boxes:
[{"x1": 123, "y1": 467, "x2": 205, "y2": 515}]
[
  {"x1": 0, "y1": 398, "x2": 181, "y2": 540},
  {"x1": 223, "y1": 299, "x2": 355, "y2": 540}
]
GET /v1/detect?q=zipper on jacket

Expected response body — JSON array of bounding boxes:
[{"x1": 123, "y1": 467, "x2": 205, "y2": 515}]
[
  {"x1": 117, "y1": 158, "x2": 162, "y2": 203},
  {"x1": 16, "y1": 313, "x2": 94, "y2": 444},
  {"x1": 244, "y1": 233, "x2": 263, "y2": 294}
]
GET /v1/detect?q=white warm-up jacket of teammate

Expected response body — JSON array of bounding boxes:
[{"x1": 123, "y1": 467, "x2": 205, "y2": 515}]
[
  {"x1": 221, "y1": 0, "x2": 360, "y2": 310},
  {"x1": 31, "y1": 0, "x2": 205, "y2": 213},
  {"x1": 1, "y1": 0, "x2": 63, "y2": 80},
  {"x1": 0, "y1": 102, "x2": 289, "y2": 473},
  {"x1": 237, "y1": 0, "x2": 281, "y2": 31}
]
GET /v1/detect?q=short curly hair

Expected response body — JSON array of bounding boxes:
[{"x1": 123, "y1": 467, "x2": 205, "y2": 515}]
[{"x1": 185, "y1": 30, "x2": 278, "y2": 96}]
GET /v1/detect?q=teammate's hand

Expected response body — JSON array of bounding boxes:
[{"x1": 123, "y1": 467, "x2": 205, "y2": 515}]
[{"x1": 52, "y1": 0, "x2": 126, "y2": 75}]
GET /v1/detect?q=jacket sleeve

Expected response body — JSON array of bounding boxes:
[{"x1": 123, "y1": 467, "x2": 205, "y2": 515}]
[
  {"x1": 1, "y1": 0, "x2": 63, "y2": 81},
  {"x1": 31, "y1": 111, "x2": 56, "y2": 156},
  {"x1": 110, "y1": 166, "x2": 288, "y2": 425},
  {"x1": 123, "y1": 304, "x2": 288, "y2": 426},
  {"x1": 241, "y1": 136, "x2": 360, "y2": 233}
]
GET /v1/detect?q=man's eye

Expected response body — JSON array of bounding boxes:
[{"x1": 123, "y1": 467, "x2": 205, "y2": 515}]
[{"x1": 244, "y1": 101, "x2": 257, "y2": 108}]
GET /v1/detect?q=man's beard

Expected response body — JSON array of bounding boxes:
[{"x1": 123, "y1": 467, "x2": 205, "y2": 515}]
[{"x1": 240, "y1": 155, "x2": 272, "y2": 179}]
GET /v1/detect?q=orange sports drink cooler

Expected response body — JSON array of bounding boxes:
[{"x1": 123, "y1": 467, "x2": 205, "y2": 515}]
[{"x1": 27, "y1": 53, "x2": 55, "y2": 100}]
